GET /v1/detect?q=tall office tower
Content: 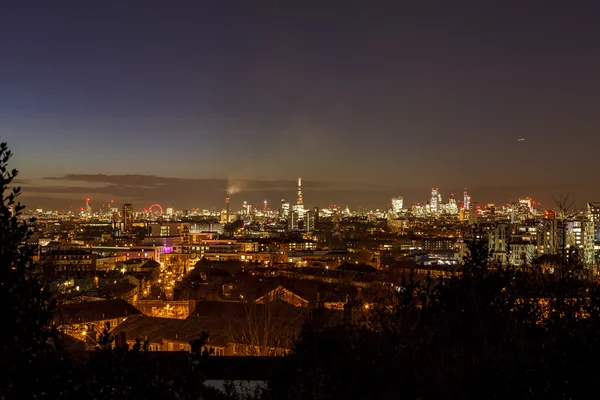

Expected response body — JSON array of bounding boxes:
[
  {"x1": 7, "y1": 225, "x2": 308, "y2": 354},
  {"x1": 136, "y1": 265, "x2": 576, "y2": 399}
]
[
  {"x1": 447, "y1": 194, "x2": 459, "y2": 215},
  {"x1": 242, "y1": 201, "x2": 248, "y2": 215},
  {"x1": 391, "y1": 197, "x2": 404, "y2": 213},
  {"x1": 122, "y1": 204, "x2": 134, "y2": 233},
  {"x1": 519, "y1": 198, "x2": 533, "y2": 213},
  {"x1": 293, "y1": 178, "x2": 305, "y2": 220},
  {"x1": 85, "y1": 198, "x2": 92, "y2": 217},
  {"x1": 305, "y1": 210, "x2": 315, "y2": 232},
  {"x1": 279, "y1": 199, "x2": 290, "y2": 220},
  {"x1": 430, "y1": 188, "x2": 439, "y2": 213},
  {"x1": 587, "y1": 202, "x2": 600, "y2": 263},
  {"x1": 288, "y1": 211, "x2": 300, "y2": 230},
  {"x1": 111, "y1": 208, "x2": 121, "y2": 230},
  {"x1": 297, "y1": 177, "x2": 304, "y2": 207},
  {"x1": 468, "y1": 202, "x2": 478, "y2": 224},
  {"x1": 463, "y1": 190, "x2": 470, "y2": 211},
  {"x1": 166, "y1": 207, "x2": 174, "y2": 217}
]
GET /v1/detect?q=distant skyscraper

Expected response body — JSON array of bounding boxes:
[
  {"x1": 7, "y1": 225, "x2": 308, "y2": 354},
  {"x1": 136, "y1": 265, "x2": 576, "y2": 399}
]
[
  {"x1": 122, "y1": 204, "x2": 133, "y2": 233},
  {"x1": 463, "y1": 190, "x2": 470, "y2": 211},
  {"x1": 588, "y1": 203, "x2": 600, "y2": 241},
  {"x1": 166, "y1": 207, "x2": 174, "y2": 216},
  {"x1": 430, "y1": 188, "x2": 439, "y2": 213},
  {"x1": 587, "y1": 202, "x2": 600, "y2": 263},
  {"x1": 297, "y1": 177, "x2": 303, "y2": 207},
  {"x1": 519, "y1": 198, "x2": 533, "y2": 213},
  {"x1": 391, "y1": 197, "x2": 404, "y2": 213},
  {"x1": 293, "y1": 178, "x2": 305, "y2": 220},
  {"x1": 446, "y1": 194, "x2": 459, "y2": 215},
  {"x1": 468, "y1": 201, "x2": 478, "y2": 224},
  {"x1": 305, "y1": 210, "x2": 315, "y2": 232},
  {"x1": 288, "y1": 211, "x2": 300, "y2": 230},
  {"x1": 242, "y1": 201, "x2": 251, "y2": 215},
  {"x1": 85, "y1": 198, "x2": 92, "y2": 217},
  {"x1": 279, "y1": 199, "x2": 290, "y2": 220}
]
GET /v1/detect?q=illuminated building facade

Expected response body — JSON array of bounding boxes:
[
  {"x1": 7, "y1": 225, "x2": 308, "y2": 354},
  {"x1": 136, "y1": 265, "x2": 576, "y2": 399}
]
[
  {"x1": 304, "y1": 210, "x2": 315, "y2": 232},
  {"x1": 288, "y1": 211, "x2": 300, "y2": 230},
  {"x1": 391, "y1": 197, "x2": 404, "y2": 213},
  {"x1": 279, "y1": 200, "x2": 290, "y2": 220},
  {"x1": 297, "y1": 177, "x2": 303, "y2": 207},
  {"x1": 122, "y1": 203, "x2": 134, "y2": 233},
  {"x1": 519, "y1": 198, "x2": 533, "y2": 213},
  {"x1": 588, "y1": 202, "x2": 600, "y2": 263},
  {"x1": 430, "y1": 188, "x2": 439, "y2": 213},
  {"x1": 85, "y1": 198, "x2": 92, "y2": 217},
  {"x1": 292, "y1": 178, "x2": 305, "y2": 220}
]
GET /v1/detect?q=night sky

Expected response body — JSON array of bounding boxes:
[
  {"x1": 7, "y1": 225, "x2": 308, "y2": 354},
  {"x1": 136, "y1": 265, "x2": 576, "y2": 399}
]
[{"x1": 2, "y1": 1, "x2": 600, "y2": 211}]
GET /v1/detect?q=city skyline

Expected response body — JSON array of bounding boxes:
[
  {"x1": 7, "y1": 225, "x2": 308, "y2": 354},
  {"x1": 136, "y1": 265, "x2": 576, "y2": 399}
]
[
  {"x1": 3, "y1": 1, "x2": 600, "y2": 209},
  {"x1": 20, "y1": 174, "x2": 583, "y2": 212}
]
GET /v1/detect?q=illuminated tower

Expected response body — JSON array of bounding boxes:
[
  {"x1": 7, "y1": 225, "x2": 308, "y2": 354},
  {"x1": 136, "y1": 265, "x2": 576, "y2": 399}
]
[
  {"x1": 430, "y1": 188, "x2": 439, "y2": 213},
  {"x1": 85, "y1": 198, "x2": 92, "y2": 217},
  {"x1": 391, "y1": 197, "x2": 404, "y2": 213},
  {"x1": 297, "y1": 177, "x2": 303, "y2": 207},
  {"x1": 122, "y1": 204, "x2": 133, "y2": 233},
  {"x1": 280, "y1": 199, "x2": 290, "y2": 220},
  {"x1": 463, "y1": 190, "x2": 470, "y2": 211}
]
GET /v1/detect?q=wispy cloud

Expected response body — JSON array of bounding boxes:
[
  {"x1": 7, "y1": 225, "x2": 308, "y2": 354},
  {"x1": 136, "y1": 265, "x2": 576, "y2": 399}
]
[{"x1": 22, "y1": 174, "x2": 334, "y2": 208}]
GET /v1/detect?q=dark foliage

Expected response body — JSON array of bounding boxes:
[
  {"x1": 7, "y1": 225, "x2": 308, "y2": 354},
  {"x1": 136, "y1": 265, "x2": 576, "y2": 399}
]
[{"x1": 0, "y1": 142, "x2": 65, "y2": 398}]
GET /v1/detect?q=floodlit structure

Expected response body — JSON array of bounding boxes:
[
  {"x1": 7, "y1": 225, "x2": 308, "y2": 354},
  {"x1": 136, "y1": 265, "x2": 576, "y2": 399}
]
[
  {"x1": 391, "y1": 197, "x2": 404, "y2": 213},
  {"x1": 430, "y1": 188, "x2": 439, "y2": 213}
]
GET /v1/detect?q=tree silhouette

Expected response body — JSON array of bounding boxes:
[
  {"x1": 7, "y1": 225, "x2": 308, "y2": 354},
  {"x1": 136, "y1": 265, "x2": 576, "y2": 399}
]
[{"x1": 0, "y1": 142, "x2": 62, "y2": 398}]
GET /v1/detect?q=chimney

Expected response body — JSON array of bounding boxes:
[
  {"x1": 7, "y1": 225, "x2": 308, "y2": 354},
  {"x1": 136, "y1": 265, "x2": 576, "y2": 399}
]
[{"x1": 225, "y1": 196, "x2": 230, "y2": 223}]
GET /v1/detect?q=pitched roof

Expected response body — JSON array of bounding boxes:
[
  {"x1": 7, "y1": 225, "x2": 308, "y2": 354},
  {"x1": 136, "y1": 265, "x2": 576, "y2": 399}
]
[
  {"x1": 336, "y1": 262, "x2": 379, "y2": 273},
  {"x1": 56, "y1": 299, "x2": 142, "y2": 324},
  {"x1": 101, "y1": 281, "x2": 137, "y2": 295},
  {"x1": 255, "y1": 285, "x2": 310, "y2": 307},
  {"x1": 142, "y1": 259, "x2": 161, "y2": 268},
  {"x1": 113, "y1": 315, "x2": 229, "y2": 345}
]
